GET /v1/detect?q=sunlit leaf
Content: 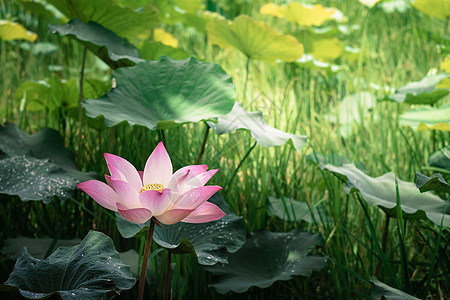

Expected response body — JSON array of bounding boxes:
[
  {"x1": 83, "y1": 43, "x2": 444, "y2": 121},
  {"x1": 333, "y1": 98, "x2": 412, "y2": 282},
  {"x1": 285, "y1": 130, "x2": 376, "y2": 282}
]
[
  {"x1": 320, "y1": 163, "x2": 450, "y2": 227},
  {"x1": 386, "y1": 74, "x2": 449, "y2": 104},
  {"x1": 418, "y1": 122, "x2": 450, "y2": 131},
  {"x1": 153, "y1": 28, "x2": 178, "y2": 47},
  {"x1": 0, "y1": 20, "x2": 37, "y2": 42},
  {"x1": 411, "y1": 0, "x2": 450, "y2": 20},
  {"x1": 50, "y1": 19, "x2": 142, "y2": 69},
  {"x1": 205, "y1": 229, "x2": 327, "y2": 293},
  {"x1": 82, "y1": 56, "x2": 236, "y2": 130},
  {"x1": 0, "y1": 123, "x2": 96, "y2": 202},
  {"x1": 415, "y1": 172, "x2": 450, "y2": 193},
  {"x1": 310, "y1": 37, "x2": 343, "y2": 61},
  {"x1": 206, "y1": 15, "x2": 304, "y2": 63},
  {"x1": 137, "y1": 41, "x2": 189, "y2": 60},
  {"x1": 267, "y1": 196, "x2": 330, "y2": 224},
  {"x1": 260, "y1": 3, "x2": 339, "y2": 27},
  {"x1": 116, "y1": 193, "x2": 246, "y2": 265},
  {"x1": 47, "y1": 0, "x2": 159, "y2": 40},
  {"x1": 400, "y1": 103, "x2": 450, "y2": 131},
  {"x1": 208, "y1": 102, "x2": 307, "y2": 151},
  {"x1": 4, "y1": 231, "x2": 135, "y2": 299},
  {"x1": 371, "y1": 277, "x2": 420, "y2": 299}
]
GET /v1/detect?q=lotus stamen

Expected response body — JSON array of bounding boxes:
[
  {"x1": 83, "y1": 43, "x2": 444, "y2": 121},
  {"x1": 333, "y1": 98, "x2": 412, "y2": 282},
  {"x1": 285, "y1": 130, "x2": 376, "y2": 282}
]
[{"x1": 140, "y1": 183, "x2": 165, "y2": 193}]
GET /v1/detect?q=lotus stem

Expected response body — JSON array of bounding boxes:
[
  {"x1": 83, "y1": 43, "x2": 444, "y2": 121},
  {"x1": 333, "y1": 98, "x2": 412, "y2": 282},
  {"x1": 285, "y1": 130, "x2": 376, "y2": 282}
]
[
  {"x1": 163, "y1": 251, "x2": 172, "y2": 300},
  {"x1": 138, "y1": 218, "x2": 156, "y2": 300},
  {"x1": 77, "y1": 46, "x2": 88, "y2": 159},
  {"x1": 196, "y1": 124, "x2": 210, "y2": 164},
  {"x1": 243, "y1": 56, "x2": 250, "y2": 97},
  {"x1": 226, "y1": 141, "x2": 257, "y2": 193}
]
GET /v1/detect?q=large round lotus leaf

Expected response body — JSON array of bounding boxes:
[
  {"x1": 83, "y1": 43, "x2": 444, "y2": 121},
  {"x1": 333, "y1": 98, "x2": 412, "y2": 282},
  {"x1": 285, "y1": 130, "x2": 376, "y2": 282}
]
[
  {"x1": 82, "y1": 56, "x2": 236, "y2": 130},
  {"x1": 400, "y1": 103, "x2": 450, "y2": 131},
  {"x1": 50, "y1": 19, "x2": 143, "y2": 69},
  {"x1": 386, "y1": 74, "x2": 449, "y2": 105},
  {"x1": 320, "y1": 163, "x2": 450, "y2": 227},
  {"x1": 0, "y1": 20, "x2": 37, "y2": 42},
  {"x1": 206, "y1": 15, "x2": 304, "y2": 63},
  {"x1": 47, "y1": 0, "x2": 158, "y2": 40},
  {"x1": 411, "y1": 0, "x2": 450, "y2": 20},
  {"x1": 310, "y1": 37, "x2": 343, "y2": 61},
  {"x1": 137, "y1": 41, "x2": 189, "y2": 61},
  {"x1": 0, "y1": 123, "x2": 95, "y2": 182},
  {"x1": 4, "y1": 231, "x2": 135, "y2": 300},
  {"x1": 260, "y1": 2, "x2": 339, "y2": 27},
  {"x1": 116, "y1": 193, "x2": 246, "y2": 265},
  {"x1": 415, "y1": 172, "x2": 450, "y2": 194},
  {"x1": 207, "y1": 102, "x2": 307, "y2": 151},
  {"x1": 205, "y1": 229, "x2": 327, "y2": 293},
  {"x1": 267, "y1": 196, "x2": 330, "y2": 224},
  {"x1": 0, "y1": 123, "x2": 95, "y2": 202},
  {"x1": 370, "y1": 277, "x2": 420, "y2": 300}
]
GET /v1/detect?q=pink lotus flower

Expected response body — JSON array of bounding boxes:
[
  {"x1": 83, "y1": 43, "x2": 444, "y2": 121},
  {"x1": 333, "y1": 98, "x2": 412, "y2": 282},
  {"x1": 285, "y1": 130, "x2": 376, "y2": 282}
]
[{"x1": 77, "y1": 142, "x2": 225, "y2": 224}]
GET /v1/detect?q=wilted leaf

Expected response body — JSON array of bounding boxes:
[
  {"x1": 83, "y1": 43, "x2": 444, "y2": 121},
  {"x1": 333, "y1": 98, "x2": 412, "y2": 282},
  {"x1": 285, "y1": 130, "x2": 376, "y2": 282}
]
[
  {"x1": 4, "y1": 231, "x2": 135, "y2": 299},
  {"x1": 205, "y1": 229, "x2": 327, "y2": 293},
  {"x1": 0, "y1": 20, "x2": 37, "y2": 42},
  {"x1": 415, "y1": 172, "x2": 450, "y2": 193},
  {"x1": 50, "y1": 19, "x2": 142, "y2": 69},
  {"x1": 208, "y1": 102, "x2": 307, "y2": 151},
  {"x1": 206, "y1": 15, "x2": 304, "y2": 63},
  {"x1": 260, "y1": 3, "x2": 339, "y2": 27},
  {"x1": 320, "y1": 163, "x2": 450, "y2": 227},
  {"x1": 82, "y1": 56, "x2": 236, "y2": 130},
  {"x1": 371, "y1": 277, "x2": 420, "y2": 300}
]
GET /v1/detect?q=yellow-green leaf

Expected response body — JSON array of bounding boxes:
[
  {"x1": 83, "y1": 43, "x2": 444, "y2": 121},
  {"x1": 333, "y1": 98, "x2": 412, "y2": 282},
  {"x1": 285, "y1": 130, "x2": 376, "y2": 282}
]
[
  {"x1": 260, "y1": 2, "x2": 338, "y2": 27},
  {"x1": 206, "y1": 15, "x2": 304, "y2": 63},
  {"x1": 310, "y1": 38, "x2": 343, "y2": 61},
  {"x1": 0, "y1": 20, "x2": 37, "y2": 42},
  {"x1": 418, "y1": 122, "x2": 450, "y2": 132},
  {"x1": 411, "y1": 0, "x2": 450, "y2": 20},
  {"x1": 153, "y1": 28, "x2": 178, "y2": 47}
]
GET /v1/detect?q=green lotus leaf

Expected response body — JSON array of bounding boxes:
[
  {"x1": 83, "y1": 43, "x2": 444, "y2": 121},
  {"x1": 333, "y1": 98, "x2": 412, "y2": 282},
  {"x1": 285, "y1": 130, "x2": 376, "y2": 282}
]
[
  {"x1": 267, "y1": 196, "x2": 330, "y2": 224},
  {"x1": 4, "y1": 231, "x2": 135, "y2": 300},
  {"x1": 429, "y1": 146, "x2": 450, "y2": 171},
  {"x1": 0, "y1": 20, "x2": 37, "y2": 42},
  {"x1": 14, "y1": 80, "x2": 50, "y2": 111},
  {"x1": 82, "y1": 56, "x2": 236, "y2": 130},
  {"x1": 0, "y1": 285, "x2": 62, "y2": 300},
  {"x1": 370, "y1": 277, "x2": 420, "y2": 300},
  {"x1": 0, "y1": 123, "x2": 96, "y2": 202},
  {"x1": 206, "y1": 15, "x2": 304, "y2": 63},
  {"x1": 18, "y1": 0, "x2": 65, "y2": 22},
  {"x1": 386, "y1": 74, "x2": 449, "y2": 105},
  {"x1": 50, "y1": 19, "x2": 142, "y2": 69},
  {"x1": 400, "y1": 103, "x2": 450, "y2": 131},
  {"x1": 207, "y1": 102, "x2": 307, "y2": 151},
  {"x1": 205, "y1": 229, "x2": 327, "y2": 293},
  {"x1": 411, "y1": 0, "x2": 450, "y2": 20},
  {"x1": 137, "y1": 41, "x2": 189, "y2": 61},
  {"x1": 320, "y1": 163, "x2": 450, "y2": 227},
  {"x1": 415, "y1": 172, "x2": 450, "y2": 194},
  {"x1": 116, "y1": 193, "x2": 246, "y2": 265},
  {"x1": 47, "y1": 0, "x2": 159, "y2": 40}
]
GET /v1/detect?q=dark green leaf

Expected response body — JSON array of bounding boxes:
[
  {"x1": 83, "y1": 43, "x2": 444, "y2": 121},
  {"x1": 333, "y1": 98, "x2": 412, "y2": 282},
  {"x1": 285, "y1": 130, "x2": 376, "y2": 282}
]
[
  {"x1": 208, "y1": 102, "x2": 307, "y2": 151},
  {"x1": 50, "y1": 19, "x2": 142, "y2": 69},
  {"x1": 428, "y1": 146, "x2": 450, "y2": 171},
  {"x1": 321, "y1": 163, "x2": 450, "y2": 227},
  {"x1": 0, "y1": 285, "x2": 62, "y2": 300},
  {"x1": 4, "y1": 231, "x2": 135, "y2": 300},
  {"x1": 205, "y1": 229, "x2": 327, "y2": 293},
  {"x1": 370, "y1": 277, "x2": 420, "y2": 300},
  {"x1": 82, "y1": 56, "x2": 236, "y2": 130},
  {"x1": 415, "y1": 172, "x2": 450, "y2": 193}
]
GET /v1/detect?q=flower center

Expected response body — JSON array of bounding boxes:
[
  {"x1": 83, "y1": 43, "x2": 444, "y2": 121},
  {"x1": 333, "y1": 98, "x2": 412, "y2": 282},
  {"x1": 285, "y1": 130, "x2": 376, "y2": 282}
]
[{"x1": 140, "y1": 183, "x2": 164, "y2": 193}]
